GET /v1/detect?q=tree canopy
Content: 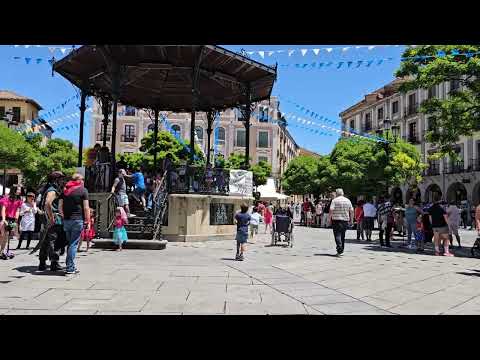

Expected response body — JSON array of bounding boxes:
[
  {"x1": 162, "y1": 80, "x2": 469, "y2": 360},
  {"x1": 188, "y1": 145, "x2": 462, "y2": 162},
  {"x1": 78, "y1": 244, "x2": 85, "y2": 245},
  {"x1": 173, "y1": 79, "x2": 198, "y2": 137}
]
[
  {"x1": 281, "y1": 137, "x2": 425, "y2": 198},
  {"x1": 395, "y1": 45, "x2": 480, "y2": 158},
  {"x1": 0, "y1": 124, "x2": 37, "y2": 173}
]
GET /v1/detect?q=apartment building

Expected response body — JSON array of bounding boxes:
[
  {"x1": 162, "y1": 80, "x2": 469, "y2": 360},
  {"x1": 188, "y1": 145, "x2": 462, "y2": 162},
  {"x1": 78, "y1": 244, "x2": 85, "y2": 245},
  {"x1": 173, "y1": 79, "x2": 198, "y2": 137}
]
[
  {"x1": 339, "y1": 78, "x2": 480, "y2": 205},
  {"x1": 0, "y1": 90, "x2": 53, "y2": 187},
  {"x1": 90, "y1": 96, "x2": 300, "y2": 186}
]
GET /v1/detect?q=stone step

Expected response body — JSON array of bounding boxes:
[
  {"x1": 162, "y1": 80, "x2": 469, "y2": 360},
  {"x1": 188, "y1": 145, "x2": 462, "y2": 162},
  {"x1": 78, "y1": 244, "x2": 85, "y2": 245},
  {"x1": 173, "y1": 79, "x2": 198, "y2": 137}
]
[{"x1": 92, "y1": 238, "x2": 167, "y2": 250}]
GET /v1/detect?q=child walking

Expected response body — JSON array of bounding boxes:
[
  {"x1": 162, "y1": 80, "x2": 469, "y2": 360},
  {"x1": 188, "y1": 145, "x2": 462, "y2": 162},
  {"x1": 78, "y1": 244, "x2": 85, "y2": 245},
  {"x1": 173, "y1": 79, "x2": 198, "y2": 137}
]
[
  {"x1": 234, "y1": 203, "x2": 251, "y2": 261},
  {"x1": 249, "y1": 207, "x2": 263, "y2": 243},
  {"x1": 18, "y1": 192, "x2": 38, "y2": 250},
  {"x1": 78, "y1": 209, "x2": 96, "y2": 252},
  {"x1": 113, "y1": 207, "x2": 128, "y2": 251},
  {"x1": 415, "y1": 214, "x2": 425, "y2": 252}
]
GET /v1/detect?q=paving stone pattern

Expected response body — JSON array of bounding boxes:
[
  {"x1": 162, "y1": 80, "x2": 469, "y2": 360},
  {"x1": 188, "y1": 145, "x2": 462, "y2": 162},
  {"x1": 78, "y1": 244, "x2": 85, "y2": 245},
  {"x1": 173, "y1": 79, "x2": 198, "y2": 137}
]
[{"x1": 1, "y1": 227, "x2": 480, "y2": 315}]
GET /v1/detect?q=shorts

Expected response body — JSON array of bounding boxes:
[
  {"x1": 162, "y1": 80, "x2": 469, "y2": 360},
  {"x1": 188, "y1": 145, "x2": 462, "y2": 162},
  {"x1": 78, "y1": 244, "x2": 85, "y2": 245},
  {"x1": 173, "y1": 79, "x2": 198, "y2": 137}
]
[
  {"x1": 433, "y1": 226, "x2": 449, "y2": 235},
  {"x1": 306, "y1": 211, "x2": 312, "y2": 220},
  {"x1": 134, "y1": 187, "x2": 146, "y2": 196},
  {"x1": 115, "y1": 193, "x2": 129, "y2": 207},
  {"x1": 363, "y1": 217, "x2": 374, "y2": 230},
  {"x1": 250, "y1": 224, "x2": 258, "y2": 235},
  {"x1": 235, "y1": 231, "x2": 248, "y2": 244},
  {"x1": 448, "y1": 223, "x2": 459, "y2": 236}
]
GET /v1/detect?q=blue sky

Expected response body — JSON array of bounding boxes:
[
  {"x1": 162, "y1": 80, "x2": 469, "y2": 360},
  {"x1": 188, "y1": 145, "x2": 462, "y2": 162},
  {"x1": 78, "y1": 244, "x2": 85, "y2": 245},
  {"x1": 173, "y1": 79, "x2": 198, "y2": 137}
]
[{"x1": 0, "y1": 45, "x2": 406, "y2": 154}]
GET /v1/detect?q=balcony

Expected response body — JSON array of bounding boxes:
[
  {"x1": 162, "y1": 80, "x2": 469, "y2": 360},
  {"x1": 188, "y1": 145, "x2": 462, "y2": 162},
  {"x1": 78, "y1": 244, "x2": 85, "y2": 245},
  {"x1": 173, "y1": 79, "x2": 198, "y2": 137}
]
[
  {"x1": 121, "y1": 134, "x2": 136, "y2": 143},
  {"x1": 425, "y1": 166, "x2": 440, "y2": 176},
  {"x1": 403, "y1": 133, "x2": 421, "y2": 145},
  {"x1": 468, "y1": 159, "x2": 480, "y2": 172},
  {"x1": 405, "y1": 103, "x2": 419, "y2": 116},
  {"x1": 96, "y1": 133, "x2": 111, "y2": 142},
  {"x1": 446, "y1": 161, "x2": 465, "y2": 174}
]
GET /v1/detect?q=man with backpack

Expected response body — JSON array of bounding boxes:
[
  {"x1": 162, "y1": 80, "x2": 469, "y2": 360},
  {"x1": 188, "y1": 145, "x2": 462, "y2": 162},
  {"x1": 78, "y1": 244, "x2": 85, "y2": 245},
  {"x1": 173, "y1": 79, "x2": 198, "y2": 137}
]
[{"x1": 36, "y1": 171, "x2": 67, "y2": 272}]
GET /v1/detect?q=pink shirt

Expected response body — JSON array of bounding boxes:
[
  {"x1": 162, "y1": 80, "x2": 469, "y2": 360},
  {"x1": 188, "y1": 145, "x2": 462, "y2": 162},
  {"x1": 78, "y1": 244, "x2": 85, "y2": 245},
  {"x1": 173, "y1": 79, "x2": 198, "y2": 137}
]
[
  {"x1": 1, "y1": 197, "x2": 23, "y2": 219},
  {"x1": 114, "y1": 217, "x2": 127, "y2": 228}
]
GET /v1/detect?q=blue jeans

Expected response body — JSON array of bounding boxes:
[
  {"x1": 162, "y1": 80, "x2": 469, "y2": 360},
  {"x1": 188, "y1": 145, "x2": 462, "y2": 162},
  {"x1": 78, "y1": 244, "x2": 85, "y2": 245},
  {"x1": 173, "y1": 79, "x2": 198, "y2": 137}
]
[
  {"x1": 406, "y1": 221, "x2": 416, "y2": 245},
  {"x1": 63, "y1": 219, "x2": 84, "y2": 272}
]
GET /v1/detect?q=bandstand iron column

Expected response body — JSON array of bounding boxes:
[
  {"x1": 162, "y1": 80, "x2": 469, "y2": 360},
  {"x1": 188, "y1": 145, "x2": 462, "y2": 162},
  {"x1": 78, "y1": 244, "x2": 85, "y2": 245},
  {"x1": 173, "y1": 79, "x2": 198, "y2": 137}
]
[
  {"x1": 206, "y1": 111, "x2": 216, "y2": 167},
  {"x1": 77, "y1": 89, "x2": 88, "y2": 167},
  {"x1": 100, "y1": 97, "x2": 111, "y2": 147},
  {"x1": 153, "y1": 108, "x2": 159, "y2": 171},
  {"x1": 240, "y1": 83, "x2": 253, "y2": 169}
]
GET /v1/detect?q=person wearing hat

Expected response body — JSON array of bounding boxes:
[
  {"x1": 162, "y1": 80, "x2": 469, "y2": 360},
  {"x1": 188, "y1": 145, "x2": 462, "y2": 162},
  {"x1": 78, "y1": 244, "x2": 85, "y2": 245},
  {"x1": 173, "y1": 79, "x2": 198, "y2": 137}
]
[
  {"x1": 37, "y1": 171, "x2": 66, "y2": 271},
  {"x1": 17, "y1": 192, "x2": 38, "y2": 249}
]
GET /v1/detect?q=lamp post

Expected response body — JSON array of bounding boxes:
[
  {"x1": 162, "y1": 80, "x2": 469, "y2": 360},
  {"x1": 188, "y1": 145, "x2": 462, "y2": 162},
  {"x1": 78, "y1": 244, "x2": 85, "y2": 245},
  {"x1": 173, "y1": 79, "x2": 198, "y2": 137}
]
[
  {"x1": 376, "y1": 117, "x2": 400, "y2": 197},
  {"x1": 2, "y1": 109, "x2": 17, "y2": 195}
]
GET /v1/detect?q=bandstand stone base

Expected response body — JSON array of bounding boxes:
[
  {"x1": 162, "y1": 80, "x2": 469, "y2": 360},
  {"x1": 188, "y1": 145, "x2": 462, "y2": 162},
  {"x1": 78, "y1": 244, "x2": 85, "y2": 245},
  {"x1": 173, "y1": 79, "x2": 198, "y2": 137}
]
[{"x1": 163, "y1": 193, "x2": 254, "y2": 242}]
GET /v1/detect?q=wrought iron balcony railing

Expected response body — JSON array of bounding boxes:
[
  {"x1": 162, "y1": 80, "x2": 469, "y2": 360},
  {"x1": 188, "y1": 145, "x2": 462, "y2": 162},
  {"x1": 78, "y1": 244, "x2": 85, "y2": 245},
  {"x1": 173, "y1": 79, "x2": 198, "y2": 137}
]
[
  {"x1": 424, "y1": 166, "x2": 440, "y2": 176},
  {"x1": 446, "y1": 161, "x2": 465, "y2": 174},
  {"x1": 96, "y1": 133, "x2": 111, "y2": 142},
  {"x1": 166, "y1": 166, "x2": 230, "y2": 195},
  {"x1": 121, "y1": 134, "x2": 136, "y2": 142}
]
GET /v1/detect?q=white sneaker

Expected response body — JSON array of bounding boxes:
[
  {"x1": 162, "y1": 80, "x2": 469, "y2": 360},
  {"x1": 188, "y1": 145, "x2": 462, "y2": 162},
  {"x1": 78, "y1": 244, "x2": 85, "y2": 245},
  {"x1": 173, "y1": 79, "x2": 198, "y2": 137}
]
[{"x1": 128, "y1": 214, "x2": 136, "y2": 218}]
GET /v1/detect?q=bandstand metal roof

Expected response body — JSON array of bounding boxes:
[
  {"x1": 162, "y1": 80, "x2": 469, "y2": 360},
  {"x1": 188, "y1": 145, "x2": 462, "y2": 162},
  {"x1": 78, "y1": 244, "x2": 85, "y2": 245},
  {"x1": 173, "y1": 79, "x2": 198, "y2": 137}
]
[{"x1": 53, "y1": 45, "x2": 277, "y2": 112}]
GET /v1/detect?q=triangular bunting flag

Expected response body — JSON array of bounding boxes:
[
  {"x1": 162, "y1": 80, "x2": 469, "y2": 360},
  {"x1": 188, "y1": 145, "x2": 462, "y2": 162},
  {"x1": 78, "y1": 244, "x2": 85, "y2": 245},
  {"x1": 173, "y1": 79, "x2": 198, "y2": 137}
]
[
  {"x1": 337, "y1": 62, "x2": 344, "y2": 69},
  {"x1": 258, "y1": 51, "x2": 265, "y2": 59},
  {"x1": 288, "y1": 50, "x2": 295, "y2": 57},
  {"x1": 13, "y1": 56, "x2": 21, "y2": 60},
  {"x1": 347, "y1": 61, "x2": 353, "y2": 68},
  {"x1": 377, "y1": 59, "x2": 384, "y2": 65},
  {"x1": 48, "y1": 47, "x2": 56, "y2": 54},
  {"x1": 25, "y1": 45, "x2": 30, "y2": 48},
  {"x1": 301, "y1": 49, "x2": 308, "y2": 56},
  {"x1": 60, "y1": 48, "x2": 67, "y2": 54},
  {"x1": 25, "y1": 57, "x2": 32, "y2": 64},
  {"x1": 325, "y1": 62, "x2": 333, "y2": 67},
  {"x1": 247, "y1": 51, "x2": 254, "y2": 55},
  {"x1": 342, "y1": 47, "x2": 350, "y2": 52},
  {"x1": 36, "y1": 58, "x2": 42, "y2": 64},
  {"x1": 268, "y1": 51, "x2": 274, "y2": 57},
  {"x1": 366, "y1": 60, "x2": 374, "y2": 67},
  {"x1": 313, "y1": 49, "x2": 320, "y2": 55},
  {"x1": 325, "y1": 48, "x2": 333, "y2": 53},
  {"x1": 368, "y1": 46, "x2": 376, "y2": 50},
  {"x1": 356, "y1": 60, "x2": 363, "y2": 67}
]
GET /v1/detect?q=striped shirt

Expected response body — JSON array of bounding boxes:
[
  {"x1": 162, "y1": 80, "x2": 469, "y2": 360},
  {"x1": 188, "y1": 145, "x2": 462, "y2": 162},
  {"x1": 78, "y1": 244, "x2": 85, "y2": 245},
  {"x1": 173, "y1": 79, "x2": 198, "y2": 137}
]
[
  {"x1": 377, "y1": 201, "x2": 394, "y2": 223},
  {"x1": 330, "y1": 196, "x2": 353, "y2": 221}
]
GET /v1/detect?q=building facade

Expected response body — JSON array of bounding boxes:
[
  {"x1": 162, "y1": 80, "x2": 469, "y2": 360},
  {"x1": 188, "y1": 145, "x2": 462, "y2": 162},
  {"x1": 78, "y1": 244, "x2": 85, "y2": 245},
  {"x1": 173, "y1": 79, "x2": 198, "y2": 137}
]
[
  {"x1": 340, "y1": 78, "x2": 480, "y2": 205},
  {"x1": 0, "y1": 90, "x2": 53, "y2": 187},
  {"x1": 90, "y1": 96, "x2": 300, "y2": 186}
]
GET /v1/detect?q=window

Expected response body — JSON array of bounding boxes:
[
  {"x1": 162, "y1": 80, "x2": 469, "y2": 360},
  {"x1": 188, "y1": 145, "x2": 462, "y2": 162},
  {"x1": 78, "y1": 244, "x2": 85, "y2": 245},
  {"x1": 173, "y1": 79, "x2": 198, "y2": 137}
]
[
  {"x1": 428, "y1": 86, "x2": 437, "y2": 99},
  {"x1": 12, "y1": 107, "x2": 21, "y2": 123},
  {"x1": 392, "y1": 101, "x2": 399, "y2": 114},
  {"x1": 349, "y1": 119, "x2": 355, "y2": 130},
  {"x1": 124, "y1": 106, "x2": 136, "y2": 116},
  {"x1": 258, "y1": 131, "x2": 269, "y2": 148},
  {"x1": 195, "y1": 126, "x2": 204, "y2": 145},
  {"x1": 236, "y1": 108, "x2": 245, "y2": 122},
  {"x1": 364, "y1": 113, "x2": 372, "y2": 131},
  {"x1": 122, "y1": 125, "x2": 135, "y2": 142},
  {"x1": 216, "y1": 127, "x2": 226, "y2": 145},
  {"x1": 258, "y1": 156, "x2": 268, "y2": 163},
  {"x1": 450, "y1": 80, "x2": 460, "y2": 92},
  {"x1": 171, "y1": 124, "x2": 181, "y2": 137},
  {"x1": 408, "y1": 93, "x2": 417, "y2": 114},
  {"x1": 235, "y1": 129, "x2": 246, "y2": 147},
  {"x1": 409, "y1": 122, "x2": 417, "y2": 142},
  {"x1": 0, "y1": 106, "x2": 4, "y2": 120},
  {"x1": 377, "y1": 107, "x2": 384, "y2": 121},
  {"x1": 259, "y1": 107, "x2": 269, "y2": 122}
]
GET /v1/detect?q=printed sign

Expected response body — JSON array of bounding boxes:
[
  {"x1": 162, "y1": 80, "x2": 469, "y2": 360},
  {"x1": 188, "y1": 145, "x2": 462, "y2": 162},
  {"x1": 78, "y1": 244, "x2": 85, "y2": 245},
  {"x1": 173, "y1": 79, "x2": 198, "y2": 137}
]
[
  {"x1": 228, "y1": 170, "x2": 253, "y2": 196},
  {"x1": 210, "y1": 203, "x2": 234, "y2": 225}
]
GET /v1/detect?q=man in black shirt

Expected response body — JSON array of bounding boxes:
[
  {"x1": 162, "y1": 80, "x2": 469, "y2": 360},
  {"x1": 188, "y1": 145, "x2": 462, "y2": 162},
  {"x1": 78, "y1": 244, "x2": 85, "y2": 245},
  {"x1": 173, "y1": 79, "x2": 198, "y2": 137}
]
[
  {"x1": 59, "y1": 173, "x2": 90, "y2": 274},
  {"x1": 428, "y1": 193, "x2": 452, "y2": 256}
]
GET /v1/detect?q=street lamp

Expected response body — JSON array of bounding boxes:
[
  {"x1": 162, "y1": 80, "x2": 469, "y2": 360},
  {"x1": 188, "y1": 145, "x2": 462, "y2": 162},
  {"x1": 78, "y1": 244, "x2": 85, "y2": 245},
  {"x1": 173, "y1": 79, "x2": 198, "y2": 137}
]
[
  {"x1": 376, "y1": 117, "x2": 400, "y2": 197},
  {"x1": 1, "y1": 109, "x2": 17, "y2": 195}
]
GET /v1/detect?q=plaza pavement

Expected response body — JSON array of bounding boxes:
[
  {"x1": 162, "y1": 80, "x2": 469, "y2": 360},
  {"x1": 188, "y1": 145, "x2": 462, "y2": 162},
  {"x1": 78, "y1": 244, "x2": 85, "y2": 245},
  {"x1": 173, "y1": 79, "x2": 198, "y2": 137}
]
[{"x1": 1, "y1": 226, "x2": 480, "y2": 315}]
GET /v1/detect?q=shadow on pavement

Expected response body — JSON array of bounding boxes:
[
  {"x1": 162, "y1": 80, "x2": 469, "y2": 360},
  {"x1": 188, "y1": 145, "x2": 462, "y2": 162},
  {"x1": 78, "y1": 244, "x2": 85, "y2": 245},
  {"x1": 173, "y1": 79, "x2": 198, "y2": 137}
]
[
  {"x1": 13, "y1": 266, "x2": 65, "y2": 277},
  {"x1": 220, "y1": 258, "x2": 238, "y2": 261},
  {"x1": 457, "y1": 271, "x2": 480, "y2": 277}
]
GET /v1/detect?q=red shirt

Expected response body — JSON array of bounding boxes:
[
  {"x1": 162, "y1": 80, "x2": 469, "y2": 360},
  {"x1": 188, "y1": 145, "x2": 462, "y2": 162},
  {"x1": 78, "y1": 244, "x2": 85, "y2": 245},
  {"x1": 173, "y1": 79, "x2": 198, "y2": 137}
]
[
  {"x1": 0, "y1": 196, "x2": 23, "y2": 219},
  {"x1": 354, "y1": 206, "x2": 364, "y2": 222}
]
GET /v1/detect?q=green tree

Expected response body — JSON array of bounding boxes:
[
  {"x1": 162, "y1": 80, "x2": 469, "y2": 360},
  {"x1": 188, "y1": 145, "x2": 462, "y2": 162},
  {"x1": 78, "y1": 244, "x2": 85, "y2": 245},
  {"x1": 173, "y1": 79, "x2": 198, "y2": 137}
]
[
  {"x1": 22, "y1": 135, "x2": 78, "y2": 189},
  {"x1": 281, "y1": 155, "x2": 319, "y2": 196},
  {"x1": 326, "y1": 137, "x2": 425, "y2": 197},
  {"x1": 395, "y1": 45, "x2": 480, "y2": 158},
  {"x1": 224, "y1": 152, "x2": 250, "y2": 170},
  {"x1": 0, "y1": 124, "x2": 37, "y2": 174}
]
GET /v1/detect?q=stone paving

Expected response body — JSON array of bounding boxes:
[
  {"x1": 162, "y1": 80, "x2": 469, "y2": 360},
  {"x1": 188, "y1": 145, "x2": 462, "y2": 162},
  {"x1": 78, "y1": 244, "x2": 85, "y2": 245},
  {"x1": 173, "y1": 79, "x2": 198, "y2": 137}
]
[{"x1": 1, "y1": 226, "x2": 480, "y2": 315}]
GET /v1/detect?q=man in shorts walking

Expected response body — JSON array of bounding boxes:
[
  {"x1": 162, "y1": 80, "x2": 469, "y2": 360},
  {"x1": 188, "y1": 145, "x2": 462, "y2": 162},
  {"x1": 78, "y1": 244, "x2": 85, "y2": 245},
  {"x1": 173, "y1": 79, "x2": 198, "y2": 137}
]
[
  {"x1": 446, "y1": 202, "x2": 461, "y2": 248},
  {"x1": 428, "y1": 194, "x2": 453, "y2": 256},
  {"x1": 362, "y1": 198, "x2": 376, "y2": 242},
  {"x1": 329, "y1": 188, "x2": 354, "y2": 256}
]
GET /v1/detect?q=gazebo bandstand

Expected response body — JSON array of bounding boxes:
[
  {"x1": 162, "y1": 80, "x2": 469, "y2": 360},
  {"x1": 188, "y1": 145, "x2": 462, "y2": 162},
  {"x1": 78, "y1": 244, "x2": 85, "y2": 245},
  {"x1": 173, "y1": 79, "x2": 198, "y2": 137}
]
[{"x1": 54, "y1": 45, "x2": 276, "y2": 243}]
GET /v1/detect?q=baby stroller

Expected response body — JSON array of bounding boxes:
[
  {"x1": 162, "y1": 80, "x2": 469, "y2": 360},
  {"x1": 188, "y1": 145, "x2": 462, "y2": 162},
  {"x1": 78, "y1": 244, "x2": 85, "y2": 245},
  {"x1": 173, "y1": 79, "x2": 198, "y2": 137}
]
[
  {"x1": 271, "y1": 215, "x2": 294, "y2": 247},
  {"x1": 471, "y1": 237, "x2": 480, "y2": 258}
]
